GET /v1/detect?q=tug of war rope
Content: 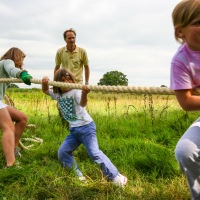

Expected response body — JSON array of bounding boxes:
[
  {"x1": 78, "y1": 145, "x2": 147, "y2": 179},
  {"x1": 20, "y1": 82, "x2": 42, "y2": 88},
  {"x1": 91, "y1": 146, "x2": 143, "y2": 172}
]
[{"x1": 0, "y1": 78, "x2": 175, "y2": 95}]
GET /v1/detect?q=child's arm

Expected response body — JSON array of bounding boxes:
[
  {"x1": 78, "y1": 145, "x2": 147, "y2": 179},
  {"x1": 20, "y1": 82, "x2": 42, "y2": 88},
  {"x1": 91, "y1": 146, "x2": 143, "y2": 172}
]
[
  {"x1": 80, "y1": 85, "x2": 90, "y2": 107},
  {"x1": 174, "y1": 89, "x2": 200, "y2": 111},
  {"x1": 42, "y1": 76, "x2": 50, "y2": 95}
]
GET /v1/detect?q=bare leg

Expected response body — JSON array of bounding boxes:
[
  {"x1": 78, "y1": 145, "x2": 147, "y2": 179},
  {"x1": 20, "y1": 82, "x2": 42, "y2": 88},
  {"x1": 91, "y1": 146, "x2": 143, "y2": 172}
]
[
  {"x1": 7, "y1": 106, "x2": 28, "y2": 148},
  {"x1": 0, "y1": 106, "x2": 27, "y2": 167},
  {"x1": 0, "y1": 107, "x2": 15, "y2": 167}
]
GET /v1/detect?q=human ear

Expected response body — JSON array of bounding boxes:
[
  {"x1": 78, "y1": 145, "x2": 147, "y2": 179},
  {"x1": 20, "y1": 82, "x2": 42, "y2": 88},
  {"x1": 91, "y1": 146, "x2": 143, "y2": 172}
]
[{"x1": 175, "y1": 26, "x2": 184, "y2": 39}]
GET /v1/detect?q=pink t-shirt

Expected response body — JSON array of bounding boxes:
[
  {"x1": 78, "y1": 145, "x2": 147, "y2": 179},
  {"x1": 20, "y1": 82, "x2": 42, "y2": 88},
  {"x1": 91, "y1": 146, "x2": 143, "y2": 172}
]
[{"x1": 170, "y1": 43, "x2": 200, "y2": 90}]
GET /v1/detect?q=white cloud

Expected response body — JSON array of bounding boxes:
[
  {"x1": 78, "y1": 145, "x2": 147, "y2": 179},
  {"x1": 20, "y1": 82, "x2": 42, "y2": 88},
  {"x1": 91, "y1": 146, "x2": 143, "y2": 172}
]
[{"x1": 0, "y1": 3, "x2": 12, "y2": 15}]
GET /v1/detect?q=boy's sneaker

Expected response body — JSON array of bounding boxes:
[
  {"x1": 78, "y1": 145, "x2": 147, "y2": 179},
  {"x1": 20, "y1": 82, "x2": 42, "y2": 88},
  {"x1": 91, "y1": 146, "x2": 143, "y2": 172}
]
[
  {"x1": 78, "y1": 176, "x2": 87, "y2": 182},
  {"x1": 112, "y1": 174, "x2": 128, "y2": 187},
  {"x1": 73, "y1": 166, "x2": 87, "y2": 182},
  {"x1": 14, "y1": 148, "x2": 22, "y2": 158}
]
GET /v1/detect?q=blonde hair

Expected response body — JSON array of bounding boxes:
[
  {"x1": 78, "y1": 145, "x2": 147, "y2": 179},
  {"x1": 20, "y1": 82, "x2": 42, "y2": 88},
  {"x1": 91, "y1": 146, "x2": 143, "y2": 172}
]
[
  {"x1": 53, "y1": 68, "x2": 76, "y2": 94},
  {"x1": 0, "y1": 47, "x2": 26, "y2": 69},
  {"x1": 172, "y1": 0, "x2": 200, "y2": 43}
]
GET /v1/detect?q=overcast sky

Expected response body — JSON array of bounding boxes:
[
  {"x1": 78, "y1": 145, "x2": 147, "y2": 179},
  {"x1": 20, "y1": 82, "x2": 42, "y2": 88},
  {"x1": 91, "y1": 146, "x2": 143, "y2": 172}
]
[{"x1": 0, "y1": 0, "x2": 181, "y2": 88}]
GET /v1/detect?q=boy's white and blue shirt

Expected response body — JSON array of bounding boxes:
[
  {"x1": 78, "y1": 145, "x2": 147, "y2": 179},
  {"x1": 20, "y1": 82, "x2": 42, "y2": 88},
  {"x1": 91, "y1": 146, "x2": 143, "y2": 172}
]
[
  {"x1": 58, "y1": 96, "x2": 77, "y2": 121},
  {"x1": 49, "y1": 89, "x2": 93, "y2": 127}
]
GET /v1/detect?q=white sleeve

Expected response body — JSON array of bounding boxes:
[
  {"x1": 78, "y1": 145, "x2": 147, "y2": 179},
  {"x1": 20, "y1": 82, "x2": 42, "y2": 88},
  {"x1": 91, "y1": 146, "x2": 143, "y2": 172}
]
[
  {"x1": 49, "y1": 89, "x2": 57, "y2": 100},
  {"x1": 3, "y1": 59, "x2": 21, "y2": 77}
]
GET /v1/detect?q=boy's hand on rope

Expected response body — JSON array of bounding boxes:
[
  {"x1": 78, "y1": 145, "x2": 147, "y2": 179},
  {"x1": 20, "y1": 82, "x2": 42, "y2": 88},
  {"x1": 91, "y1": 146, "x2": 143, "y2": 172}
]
[
  {"x1": 42, "y1": 76, "x2": 50, "y2": 95},
  {"x1": 20, "y1": 71, "x2": 32, "y2": 85},
  {"x1": 42, "y1": 76, "x2": 50, "y2": 85},
  {"x1": 82, "y1": 85, "x2": 90, "y2": 94}
]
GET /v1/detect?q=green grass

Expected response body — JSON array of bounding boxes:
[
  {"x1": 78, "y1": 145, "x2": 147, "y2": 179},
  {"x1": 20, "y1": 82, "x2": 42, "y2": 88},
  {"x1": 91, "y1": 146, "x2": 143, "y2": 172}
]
[{"x1": 0, "y1": 88, "x2": 197, "y2": 199}]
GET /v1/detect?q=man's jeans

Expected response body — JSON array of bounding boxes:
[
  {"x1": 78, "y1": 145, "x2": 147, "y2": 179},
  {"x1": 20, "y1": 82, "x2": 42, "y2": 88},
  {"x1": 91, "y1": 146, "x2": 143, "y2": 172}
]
[{"x1": 58, "y1": 121, "x2": 119, "y2": 180}]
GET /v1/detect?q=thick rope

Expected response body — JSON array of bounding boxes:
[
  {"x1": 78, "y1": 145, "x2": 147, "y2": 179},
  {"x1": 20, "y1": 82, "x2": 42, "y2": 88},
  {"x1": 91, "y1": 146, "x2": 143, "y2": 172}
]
[{"x1": 0, "y1": 78, "x2": 174, "y2": 95}]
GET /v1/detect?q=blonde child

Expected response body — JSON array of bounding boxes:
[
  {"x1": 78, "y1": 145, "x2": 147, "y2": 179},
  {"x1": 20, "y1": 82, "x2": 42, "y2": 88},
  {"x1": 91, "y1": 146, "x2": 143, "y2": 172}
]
[{"x1": 170, "y1": 0, "x2": 200, "y2": 199}]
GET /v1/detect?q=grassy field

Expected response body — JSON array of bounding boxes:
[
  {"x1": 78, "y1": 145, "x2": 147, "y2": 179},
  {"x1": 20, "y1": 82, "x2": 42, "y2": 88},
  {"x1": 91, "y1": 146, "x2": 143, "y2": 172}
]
[{"x1": 0, "y1": 88, "x2": 198, "y2": 200}]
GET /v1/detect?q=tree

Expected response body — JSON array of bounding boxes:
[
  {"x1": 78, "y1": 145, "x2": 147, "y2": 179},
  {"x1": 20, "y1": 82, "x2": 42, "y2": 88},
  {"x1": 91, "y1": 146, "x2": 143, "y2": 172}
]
[
  {"x1": 98, "y1": 70, "x2": 128, "y2": 86},
  {"x1": 160, "y1": 85, "x2": 167, "y2": 87}
]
